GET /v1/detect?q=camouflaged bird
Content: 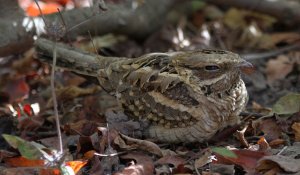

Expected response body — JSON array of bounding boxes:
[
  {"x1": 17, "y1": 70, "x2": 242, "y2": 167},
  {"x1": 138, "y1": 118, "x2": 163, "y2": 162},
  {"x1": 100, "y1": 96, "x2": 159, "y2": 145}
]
[{"x1": 36, "y1": 38, "x2": 252, "y2": 143}]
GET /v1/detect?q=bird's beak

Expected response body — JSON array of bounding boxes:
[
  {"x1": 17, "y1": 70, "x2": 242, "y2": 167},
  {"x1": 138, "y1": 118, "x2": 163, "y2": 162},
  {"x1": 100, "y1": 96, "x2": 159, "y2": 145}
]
[{"x1": 237, "y1": 60, "x2": 255, "y2": 74}]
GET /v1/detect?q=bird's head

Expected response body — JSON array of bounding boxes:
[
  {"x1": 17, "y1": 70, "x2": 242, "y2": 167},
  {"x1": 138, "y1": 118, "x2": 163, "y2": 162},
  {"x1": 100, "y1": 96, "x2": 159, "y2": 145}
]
[{"x1": 170, "y1": 50, "x2": 253, "y2": 94}]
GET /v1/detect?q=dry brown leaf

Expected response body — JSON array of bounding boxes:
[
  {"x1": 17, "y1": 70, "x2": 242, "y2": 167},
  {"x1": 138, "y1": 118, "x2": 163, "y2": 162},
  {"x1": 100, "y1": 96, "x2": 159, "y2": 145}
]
[
  {"x1": 115, "y1": 152, "x2": 154, "y2": 175},
  {"x1": 47, "y1": 86, "x2": 101, "y2": 107},
  {"x1": 213, "y1": 149, "x2": 268, "y2": 174},
  {"x1": 258, "y1": 118, "x2": 282, "y2": 141},
  {"x1": 155, "y1": 155, "x2": 186, "y2": 168},
  {"x1": 195, "y1": 150, "x2": 213, "y2": 169},
  {"x1": 270, "y1": 33, "x2": 300, "y2": 46},
  {"x1": 256, "y1": 155, "x2": 300, "y2": 174},
  {"x1": 269, "y1": 139, "x2": 286, "y2": 148},
  {"x1": 17, "y1": 116, "x2": 44, "y2": 132},
  {"x1": 292, "y1": 122, "x2": 300, "y2": 141},
  {"x1": 114, "y1": 133, "x2": 163, "y2": 157},
  {"x1": 265, "y1": 55, "x2": 294, "y2": 85},
  {"x1": 251, "y1": 101, "x2": 272, "y2": 115}
]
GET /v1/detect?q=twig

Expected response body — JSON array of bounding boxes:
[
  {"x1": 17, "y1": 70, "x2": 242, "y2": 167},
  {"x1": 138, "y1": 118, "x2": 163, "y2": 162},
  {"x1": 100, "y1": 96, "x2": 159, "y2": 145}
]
[
  {"x1": 276, "y1": 146, "x2": 288, "y2": 155},
  {"x1": 236, "y1": 125, "x2": 249, "y2": 148},
  {"x1": 34, "y1": 0, "x2": 65, "y2": 155},
  {"x1": 241, "y1": 43, "x2": 300, "y2": 60},
  {"x1": 94, "y1": 150, "x2": 127, "y2": 157},
  {"x1": 50, "y1": 41, "x2": 63, "y2": 154}
]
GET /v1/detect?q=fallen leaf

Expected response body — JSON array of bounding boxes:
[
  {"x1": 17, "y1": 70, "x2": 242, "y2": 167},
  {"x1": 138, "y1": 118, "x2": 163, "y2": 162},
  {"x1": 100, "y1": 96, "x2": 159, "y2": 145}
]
[
  {"x1": 3, "y1": 76, "x2": 29, "y2": 103},
  {"x1": 98, "y1": 127, "x2": 119, "y2": 153},
  {"x1": 17, "y1": 115, "x2": 44, "y2": 132},
  {"x1": 47, "y1": 86, "x2": 101, "y2": 107},
  {"x1": 101, "y1": 147, "x2": 120, "y2": 175},
  {"x1": 12, "y1": 48, "x2": 35, "y2": 74},
  {"x1": 64, "y1": 119, "x2": 90, "y2": 135},
  {"x1": 77, "y1": 136, "x2": 95, "y2": 155},
  {"x1": 224, "y1": 8, "x2": 276, "y2": 30},
  {"x1": 173, "y1": 164, "x2": 194, "y2": 174},
  {"x1": 210, "y1": 164, "x2": 235, "y2": 175},
  {"x1": 272, "y1": 93, "x2": 300, "y2": 115},
  {"x1": 0, "y1": 150, "x2": 17, "y2": 159},
  {"x1": 251, "y1": 101, "x2": 272, "y2": 115},
  {"x1": 258, "y1": 118, "x2": 282, "y2": 141},
  {"x1": 257, "y1": 137, "x2": 270, "y2": 151},
  {"x1": 64, "y1": 160, "x2": 88, "y2": 174},
  {"x1": 4, "y1": 156, "x2": 45, "y2": 167},
  {"x1": 89, "y1": 156, "x2": 104, "y2": 175},
  {"x1": 114, "y1": 133, "x2": 163, "y2": 157},
  {"x1": 292, "y1": 122, "x2": 300, "y2": 141},
  {"x1": 270, "y1": 32, "x2": 300, "y2": 46},
  {"x1": 2, "y1": 134, "x2": 57, "y2": 161},
  {"x1": 155, "y1": 155, "x2": 186, "y2": 168},
  {"x1": 83, "y1": 150, "x2": 96, "y2": 160},
  {"x1": 256, "y1": 155, "x2": 300, "y2": 173},
  {"x1": 195, "y1": 150, "x2": 213, "y2": 169},
  {"x1": 26, "y1": 1, "x2": 62, "y2": 17},
  {"x1": 211, "y1": 147, "x2": 237, "y2": 158},
  {"x1": 115, "y1": 152, "x2": 154, "y2": 175},
  {"x1": 266, "y1": 55, "x2": 295, "y2": 85},
  {"x1": 213, "y1": 149, "x2": 268, "y2": 173},
  {"x1": 269, "y1": 139, "x2": 286, "y2": 148}
]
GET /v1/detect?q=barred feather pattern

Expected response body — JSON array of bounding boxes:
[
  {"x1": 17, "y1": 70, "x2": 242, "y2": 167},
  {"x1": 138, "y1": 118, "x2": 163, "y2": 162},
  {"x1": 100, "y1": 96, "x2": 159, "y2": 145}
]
[{"x1": 95, "y1": 51, "x2": 249, "y2": 143}]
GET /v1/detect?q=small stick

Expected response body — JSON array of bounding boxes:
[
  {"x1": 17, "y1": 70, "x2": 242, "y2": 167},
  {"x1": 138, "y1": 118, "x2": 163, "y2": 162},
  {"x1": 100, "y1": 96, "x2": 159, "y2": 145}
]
[
  {"x1": 236, "y1": 125, "x2": 249, "y2": 148},
  {"x1": 50, "y1": 41, "x2": 63, "y2": 154},
  {"x1": 34, "y1": 0, "x2": 64, "y2": 155}
]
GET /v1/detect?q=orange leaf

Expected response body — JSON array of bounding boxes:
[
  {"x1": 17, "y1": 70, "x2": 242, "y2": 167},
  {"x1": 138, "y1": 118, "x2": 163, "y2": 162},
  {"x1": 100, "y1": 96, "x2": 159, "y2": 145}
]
[
  {"x1": 83, "y1": 150, "x2": 96, "y2": 160},
  {"x1": 40, "y1": 168, "x2": 61, "y2": 175},
  {"x1": 65, "y1": 160, "x2": 88, "y2": 174},
  {"x1": 26, "y1": 2, "x2": 62, "y2": 17},
  {"x1": 257, "y1": 137, "x2": 270, "y2": 151},
  {"x1": 4, "y1": 156, "x2": 45, "y2": 167}
]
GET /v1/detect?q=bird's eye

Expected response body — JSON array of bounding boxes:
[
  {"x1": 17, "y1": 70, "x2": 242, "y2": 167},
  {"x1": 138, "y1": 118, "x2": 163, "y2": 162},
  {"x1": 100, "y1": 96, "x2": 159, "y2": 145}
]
[{"x1": 205, "y1": 65, "x2": 220, "y2": 72}]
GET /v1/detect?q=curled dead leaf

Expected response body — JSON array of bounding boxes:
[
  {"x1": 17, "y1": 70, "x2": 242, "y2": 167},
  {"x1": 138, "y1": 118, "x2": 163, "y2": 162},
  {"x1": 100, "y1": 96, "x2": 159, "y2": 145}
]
[
  {"x1": 115, "y1": 152, "x2": 154, "y2": 175},
  {"x1": 256, "y1": 155, "x2": 300, "y2": 174},
  {"x1": 114, "y1": 133, "x2": 163, "y2": 157}
]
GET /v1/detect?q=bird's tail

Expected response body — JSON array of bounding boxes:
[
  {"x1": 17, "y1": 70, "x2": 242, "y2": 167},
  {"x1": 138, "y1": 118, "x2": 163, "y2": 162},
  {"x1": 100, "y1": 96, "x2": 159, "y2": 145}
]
[{"x1": 35, "y1": 38, "x2": 120, "y2": 77}]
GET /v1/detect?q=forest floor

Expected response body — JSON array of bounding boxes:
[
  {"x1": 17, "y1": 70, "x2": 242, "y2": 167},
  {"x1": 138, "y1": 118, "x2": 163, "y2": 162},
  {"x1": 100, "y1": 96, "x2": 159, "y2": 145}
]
[{"x1": 0, "y1": 0, "x2": 300, "y2": 174}]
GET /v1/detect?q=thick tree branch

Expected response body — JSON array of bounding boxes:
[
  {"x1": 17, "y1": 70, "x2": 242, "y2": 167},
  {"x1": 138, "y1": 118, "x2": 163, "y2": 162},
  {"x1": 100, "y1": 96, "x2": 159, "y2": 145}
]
[
  {"x1": 45, "y1": 0, "x2": 180, "y2": 40},
  {"x1": 0, "y1": 0, "x2": 181, "y2": 56}
]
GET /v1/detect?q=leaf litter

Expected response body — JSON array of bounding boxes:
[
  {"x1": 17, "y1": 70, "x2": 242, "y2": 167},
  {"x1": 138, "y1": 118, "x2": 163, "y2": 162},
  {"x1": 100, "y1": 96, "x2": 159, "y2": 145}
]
[{"x1": 1, "y1": 1, "x2": 300, "y2": 174}]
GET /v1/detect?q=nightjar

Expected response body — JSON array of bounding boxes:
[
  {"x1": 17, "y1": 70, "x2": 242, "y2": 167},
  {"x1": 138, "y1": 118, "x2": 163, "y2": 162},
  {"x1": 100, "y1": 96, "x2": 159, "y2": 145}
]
[{"x1": 36, "y1": 38, "x2": 252, "y2": 143}]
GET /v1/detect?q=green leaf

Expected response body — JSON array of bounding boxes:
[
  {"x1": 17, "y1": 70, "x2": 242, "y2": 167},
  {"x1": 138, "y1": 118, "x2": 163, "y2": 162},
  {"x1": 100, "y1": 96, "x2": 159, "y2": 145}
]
[
  {"x1": 272, "y1": 93, "x2": 300, "y2": 115},
  {"x1": 191, "y1": 0, "x2": 205, "y2": 11},
  {"x1": 2, "y1": 134, "x2": 24, "y2": 149},
  {"x1": 2, "y1": 134, "x2": 52, "y2": 160},
  {"x1": 18, "y1": 141, "x2": 45, "y2": 160},
  {"x1": 211, "y1": 147, "x2": 237, "y2": 158}
]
